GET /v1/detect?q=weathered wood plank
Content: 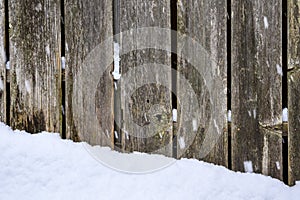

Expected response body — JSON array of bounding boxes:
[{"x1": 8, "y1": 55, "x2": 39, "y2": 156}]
[
  {"x1": 9, "y1": 0, "x2": 61, "y2": 133},
  {"x1": 176, "y1": 0, "x2": 227, "y2": 166},
  {"x1": 119, "y1": 0, "x2": 172, "y2": 156},
  {"x1": 231, "y1": 0, "x2": 282, "y2": 179},
  {"x1": 0, "y1": 2, "x2": 5, "y2": 122},
  {"x1": 288, "y1": 0, "x2": 300, "y2": 185},
  {"x1": 65, "y1": 0, "x2": 114, "y2": 147}
]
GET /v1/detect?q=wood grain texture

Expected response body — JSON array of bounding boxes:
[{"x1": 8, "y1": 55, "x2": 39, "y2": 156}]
[
  {"x1": 9, "y1": 0, "x2": 61, "y2": 133},
  {"x1": 177, "y1": 0, "x2": 227, "y2": 166},
  {"x1": 231, "y1": 0, "x2": 282, "y2": 179},
  {"x1": 65, "y1": 0, "x2": 114, "y2": 147},
  {"x1": 119, "y1": 0, "x2": 172, "y2": 156},
  {"x1": 0, "y1": 2, "x2": 5, "y2": 122},
  {"x1": 288, "y1": 0, "x2": 300, "y2": 185}
]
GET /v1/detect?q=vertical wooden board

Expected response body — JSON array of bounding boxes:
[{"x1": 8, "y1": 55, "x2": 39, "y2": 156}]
[
  {"x1": 0, "y1": 1, "x2": 5, "y2": 122},
  {"x1": 231, "y1": 0, "x2": 282, "y2": 179},
  {"x1": 9, "y1": 0, "x2": 61, "y2": 133},
  {"x1": 177, "y1": 0, "x2": 227, "y2": 166},
  {"x1": 120, "y1": 0, "x2": 172, "y2": 156},
  {"x1": 288, "y1": 0, "x2": 300, "y2": 185},
  {"x1": 119, "y1": 0, "x2": 137, "y2": 152},
  {"x1": 65, "y1": 0, "x2": 114, "y2": 147}
]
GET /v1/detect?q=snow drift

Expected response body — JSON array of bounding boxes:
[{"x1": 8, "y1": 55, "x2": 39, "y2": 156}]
[{"x1": 0, "y1": 122, "x2": 299, "y2": 200}]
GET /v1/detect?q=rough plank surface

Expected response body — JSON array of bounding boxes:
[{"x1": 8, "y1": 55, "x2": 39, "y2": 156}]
[
  {"x1": 177, "y1": 0, "x2": 227, "y2": 166},
  {"x1": 288, "y1": 0, "x2": 300, "y2": 185},
  {"x1": 9, "y1": 0, "x2": 61, "y2": 133},
  {"x1": 231, "y1": 0, "x2": 282, "y2": 179},
  {"x1": 0, "y1": 2, "x2": 5, "y2": 122},
  {"x1": 119, "y1": 0, "x2": 172, "y2": 156},
  {"x1": 65, "y1": 0, "x2": 114, "y2": 147}
]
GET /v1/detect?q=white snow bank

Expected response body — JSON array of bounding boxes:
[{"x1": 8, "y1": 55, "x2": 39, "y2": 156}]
[{"x1": 0, "y1": 122, "x2": 299, "y2": 200}]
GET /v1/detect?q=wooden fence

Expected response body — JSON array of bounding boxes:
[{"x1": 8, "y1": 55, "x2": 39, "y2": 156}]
[{"x1": 0, "y1": 0, "x2": 299, "y2": 186}]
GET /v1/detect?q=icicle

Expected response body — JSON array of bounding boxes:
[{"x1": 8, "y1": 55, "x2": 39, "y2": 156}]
[
  {"x1": 159, "y1": 132, "x2": 163, "y2": 139},
  {"x1": 263, "y1": 16, "x2": 269, "y2": 29},
  {"x1": 172, "y1": 109, "x2": 177, "y2": 122},
  {"x1": 25, "y1": 80, "x2": 31, "y2": 93},
  {"x1": 283, "y1": 108, "x2": 288, "y2": 122},
  {"x1": 124, "y1": 131, "x2": 129, "y2": 140},
  {"x1": 105, "y1": 130, "x2": 110, "y2": 138},
  {"x1": 228, "y1": 110, "x2": 232, "y2": 122},
  {"x1": 45, "y1": 44, "x2": 50, "y2": 56},
  {"x1": 192, "y1": 119, "x2": 197, "y2": 132},
  {"x1": 114, "y1": 131, "x2": 119, "y2": 139},
  {"x1": 0, "y1": 78, "x2": 3, "y2": 91},
  {"x1": 276, "y1": 161, "x2": 280, "y2": 170},
  {"x1": 62, "y1": 105, "x2": 65, "y2": 115},
  {"x1": 253, "y1": 109, "x2": 256, "y2": 119},
  {"x1": 112, "y1": 42, "x2": 121, "y2": 80},
  {"x1": 144, "y1": 113, "x2": 148, "y2": 123},
  {"x1": 244, "y1": 161, "x2": 253, "y2": 173},
  {"x1": 179, "y1": 137, "x2": 185, "y2": 149},
  {"x1": 6, "y1": 61, "x2": 10, "y2": 70},
  {"x1": 276, "y1": 64, "x2": 283, "y2": 76},
  {"x1": 61, "y1": 57, "x2": 66, "y2": 69}
]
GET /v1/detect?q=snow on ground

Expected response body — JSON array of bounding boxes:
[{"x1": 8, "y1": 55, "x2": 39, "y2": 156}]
[{"x1": 0, "y1": 122, "x2": 299, "y2": 200}]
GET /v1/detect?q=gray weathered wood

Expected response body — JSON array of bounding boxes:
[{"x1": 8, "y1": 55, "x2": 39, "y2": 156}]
[
  {"x1": 9, "y1": 0, "x2": 61, "y2": 133},
  {"x1": 0, "y1": 2, "x2": 5, "y2": 123},
  {"x1": 119, "y1": 0, "x2": 172, "y2": 156},
  {"x1": 288, "y1": 0, "x2": 300, "y2": 186},
  {"x1": 177, "y1": 0, "x2": 227, "y2": 166},
  {"x1": 231, "y1": 0, "x2": 282, "y2": 179},
  {"x1": 65, "y1": 0, "x2": 114, "y2": 147}
]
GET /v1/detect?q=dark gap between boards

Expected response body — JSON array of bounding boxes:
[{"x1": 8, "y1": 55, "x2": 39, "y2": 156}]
[
  {"x1": 227, "y1": 0, "x2": 232, "y2": 170},
  {"x1": 5, "y1": 0, "x2": 10, "y2": 126},
  {"x1": 282, "y1": 0, "x2": 288, "y2": 185},
  {"x1": 61, "y1": 0, "x2": 66, "y2": 139},
  {"x1": 171, "y1": 0, "x2": 177, "y2": 159}
]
